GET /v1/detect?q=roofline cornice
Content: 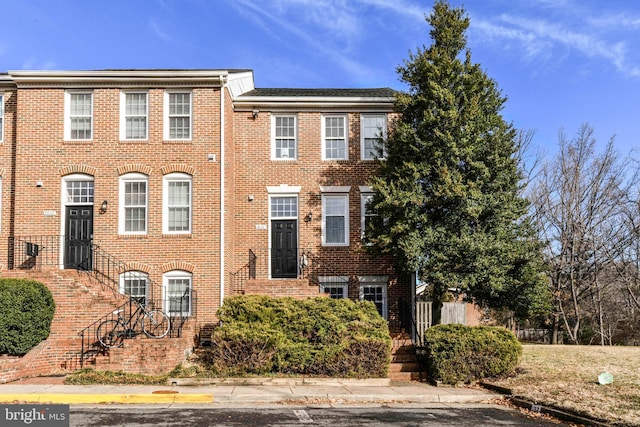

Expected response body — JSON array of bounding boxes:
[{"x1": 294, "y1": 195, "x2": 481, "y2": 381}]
[
  {"x1": 8, "y1": 70, "x2": 231, "y2": 88},
  {"x1": 234, "y1": 96, "x2": 395, "y2": 111}
]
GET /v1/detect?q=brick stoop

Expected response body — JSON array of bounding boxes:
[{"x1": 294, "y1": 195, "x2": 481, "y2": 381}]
[
  {"x1": 389, "y1": 335, "x2": 424, "y2": 382},
  {"x1": 0, "y1": 270, "x2": 192, "y2": 383}
]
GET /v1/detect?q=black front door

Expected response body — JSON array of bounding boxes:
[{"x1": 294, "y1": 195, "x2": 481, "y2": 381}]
[
  {"x1": 271, "y1": 220, "x2": 297, "y2": 278},
  {"x1": 65, "y1": 206, "x2": 93, "y2": 270}
]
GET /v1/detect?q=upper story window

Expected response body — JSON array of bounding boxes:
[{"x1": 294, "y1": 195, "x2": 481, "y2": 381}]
[
  {"x1": 164, "y1": 91, "x2": 192, "y2": 140},
  {"x1": 121, "y1": 91, "x2": 148, "y2": 140},
  {"x1": 0, "y1": 94, "x2": 4, "y2": 142},
  {"x1": 361, "y1": 114, "x2": 387, "y2": 160},
  {"x1": 65, "y1": 91, "x2": 93, "y2": 140},
  {"x1": 272, "y1": 115, "x2": 297, "y2": 160},
  {"x1": 163, "y1": 172, "x2": 192, "y2": 234},
  {"x1": 361, "y1": 192, "x2": 377, "y2": 244},
  {"x1": 119, "y1": 173, "x2": 148, "y2": 235},
  {"x1": 322, "y1": 114, "x2": 348, "y2": 160},
  {"x1": 322, "y1": 191, "x2": 350, "y2": 246}
]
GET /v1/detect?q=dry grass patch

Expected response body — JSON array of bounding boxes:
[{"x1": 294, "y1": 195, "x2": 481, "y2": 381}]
[{"x1": 489, "y1": 345, "x2": 640, "y2": 426}]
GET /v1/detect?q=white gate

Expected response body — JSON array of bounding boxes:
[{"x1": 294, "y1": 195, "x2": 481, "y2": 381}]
[{"x1": 415, "y1": 301, "x2": 432, "y2": 346}]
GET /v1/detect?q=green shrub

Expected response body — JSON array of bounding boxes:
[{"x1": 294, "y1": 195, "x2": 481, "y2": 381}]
[
  {"x1": 422, "y1": 324, "x2": 521, "y2": 385},
  {"x1": 0, "y1": 279, "x2": 55, "y2": 356},
  {"x1": 201, "y1": 295, "x2": 391, "y2": 377}
]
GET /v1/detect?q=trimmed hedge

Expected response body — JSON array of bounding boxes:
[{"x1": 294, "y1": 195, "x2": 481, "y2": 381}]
[
  {"x1": 200, "y1": 295, "x2": 391, "y2": 377},
  {"x1": 422, "y1": 324, "x2": 521, "y2": 385},
  {"x1": 0, "y1": 279, "x2": 55, "y2": 356}
]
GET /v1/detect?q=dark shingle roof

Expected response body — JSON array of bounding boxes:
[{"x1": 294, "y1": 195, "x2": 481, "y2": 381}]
[{"x1": 242, "y1": 88, "x2": 396, "y2": 97}]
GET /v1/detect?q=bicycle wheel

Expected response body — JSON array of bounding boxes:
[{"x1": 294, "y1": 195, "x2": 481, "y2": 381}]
[
  {"x1": 96, "y1": 319, "x2": 126, "y2": 348},
  {"x1": 142, "y1": 310, "x2": 171, "y2": 338}
]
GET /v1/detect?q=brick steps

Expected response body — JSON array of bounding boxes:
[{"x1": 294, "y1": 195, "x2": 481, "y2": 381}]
[
  {"x1": 0, "y1": 270, "x2": 192, "y2": 383},
  {"x1": 389, "y1": 336, "x2": 424, "y2": 382}
]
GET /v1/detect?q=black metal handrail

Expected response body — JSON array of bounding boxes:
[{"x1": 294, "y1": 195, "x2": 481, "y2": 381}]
[
  {"x1": 230, "y1": 247, "x2": 357, "y2": 295},
  {"x1": 9, "y1": 235, "x2": 193, "y2": 365}
]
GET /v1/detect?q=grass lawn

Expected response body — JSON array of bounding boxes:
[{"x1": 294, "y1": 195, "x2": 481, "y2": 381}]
[{"x1": 489, "y1": 344, "x2": 640, "y2": 426}]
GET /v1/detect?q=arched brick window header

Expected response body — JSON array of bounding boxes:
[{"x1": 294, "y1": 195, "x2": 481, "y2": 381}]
[
  {"x1": 117, "y1": 164, "x2": 153, "y2": 176},
  {"x1": 59, "y1": 164, "x2": 97, "y2": 177},
  {"x1": 159, "y1": 164, "x2": 195, "y2": 176},
  {"x1": 160, "y1": 261, "x2": 195, "y2": 273}
]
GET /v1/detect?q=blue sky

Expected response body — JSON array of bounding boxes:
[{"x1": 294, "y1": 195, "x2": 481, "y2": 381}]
[{"x1": 3, "y1": 0, "x2": 640, "y2": 158}]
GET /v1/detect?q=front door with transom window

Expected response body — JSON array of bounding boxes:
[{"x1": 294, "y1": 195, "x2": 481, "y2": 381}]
[
  {"x1": 65, "y1": 206, "x2": 93, "y2": 270},
  {"x1": 271, "y1": 219, "x2": 297, "y2": 278}
]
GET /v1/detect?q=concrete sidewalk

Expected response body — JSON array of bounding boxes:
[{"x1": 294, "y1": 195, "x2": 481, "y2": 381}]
[{"x1": 0, "y1": 378, "x2": 499, "y2": 405}]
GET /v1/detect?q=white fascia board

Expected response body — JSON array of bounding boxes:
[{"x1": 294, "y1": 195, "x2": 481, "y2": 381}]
[{"x1": 9, "y1": 70, "x2": 229, "y2": 87}]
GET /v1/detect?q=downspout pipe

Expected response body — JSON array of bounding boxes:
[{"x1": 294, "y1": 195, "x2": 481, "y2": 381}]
[{"x1": 220, "y1": 76, "x2": 226, "y2": 307}]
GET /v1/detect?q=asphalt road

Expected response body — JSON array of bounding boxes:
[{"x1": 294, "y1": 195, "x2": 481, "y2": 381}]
[{"x1": 69, "y1": 405, "x2": 569, "y2": 426}]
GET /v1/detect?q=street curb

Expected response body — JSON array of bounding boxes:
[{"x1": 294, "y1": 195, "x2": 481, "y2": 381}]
[
  {"x1": 167, "y1": 377, "x2": 391, "y2": 387},
  {"x1": 0, "y1": 393, "x2": 214, "y2": 404},
  {"x1": 479, "y1": 382, "x2": 610, "y2": 427}
]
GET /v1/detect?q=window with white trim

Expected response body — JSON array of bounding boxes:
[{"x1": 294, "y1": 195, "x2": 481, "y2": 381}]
[
  {"x1": 361, "y1": 114, "x2": 387, "y2": 160},
  {"x1": 165, "y1": 91, "x2": 192, "y2": 140},
  {"x1": 119, "y1": 173, "x2": 148, "y2": 234},
  {"x1": 121, "y1": 91, "x2": 148, "y2": 140},
  {"x1": 272, "y1": 115, "x2": 297, "y2": 160},
  {"x1": 359, "y1": 279, "x2": 388, "y2": 319},
  {"x1": 65, "y1": 91, "x2": 93, "y2": 140},
  {"x1": 361, "y1": 192, "x2": 380, "y2": 244},
  {"x1": 319, "y1": 276, "x2": 349, "y2": 299},
  {"x1": 0, "y1": 94, "x2": 4, "y2": 142},
  {"x1": 270, "y1": 196, "x2": 298, "y2": 218},
  {"x1": 163, "y1": 173, "x2": 192, "y2": 234},
  {"x1": 164, "y1": 270, "x2": 192, "y2": 317},
  {"x1": 120, "y1": 271, "x2": 148, "y2": 306},
  {"x1": 65, "y1": 177, "x2": 94, "y2": 204},
  {"x1": 322, "y1": 114, "x2": 347, "y2": 160},
  {"x1": 322, "y1": 194, "x2": 349, "y2": 246}
]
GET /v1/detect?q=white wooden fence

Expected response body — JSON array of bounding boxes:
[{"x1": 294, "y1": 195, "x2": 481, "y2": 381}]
[{"x1": 415, "y1": 301, "x2": 467, "y2": 346}]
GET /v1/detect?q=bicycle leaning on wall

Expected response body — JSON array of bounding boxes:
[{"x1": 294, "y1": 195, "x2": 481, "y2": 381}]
[{"x1": 96, "y1": 300, "x2": 171, "y2": 348}]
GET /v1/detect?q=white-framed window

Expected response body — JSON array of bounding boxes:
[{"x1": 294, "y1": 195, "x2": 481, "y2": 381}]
[
  {"x1": 322, "y1": 114, "x2": 348, "y2": 160},
  {"x1": 120, "y1": 271, "x2": 148, "y2": 306},
  {"x1": 164, "y1": 270, "x2": 192, "y2": 317},
  {"x1": 0, "y1": 93, "x2": 4, "y2": 142},
  {"x1": 322, "y1": 193, "x2": 349, "y2": 246},
  {"x1": 270, "y1": 195, "x2": 298, "y2": 219},
  {"x1": 119, "y1": 173, "x2": 148, "y2": 234},
  {"x1": 65, "y1": 175, "x2": 94, "y2": 204},
  {"x1": 163, "y1": 173, "x2": 192, "y2": 234},
  {"x1": 361, "y1": 114, "x2": 387, "y2": 160},
  {"x1": 361, "y1": 191, "x2": 379, "y2": 244},
  {"x1": 319, "y1": 276, "x2": 349, "y2": 299},
  {"x1": 65, "y1": 91, "x2": 93, "y2": 140},
  {"x1": 121, "y1": 91, "x2": 148, "y2": 140},
  {"x1": 164, "y1": 91, "x2": 192, "y2": 140},
  {"x1": 359, "y1": 276, "x2": 388, "y2": 319},
  {"x1": 272, "y1": 115, "x2": 297, "y2": 160}
]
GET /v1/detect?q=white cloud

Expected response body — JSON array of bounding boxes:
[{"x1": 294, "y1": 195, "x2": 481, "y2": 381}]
[
  {"x1": 470, "y1": 9, "x2": 640, "y2": 79},
  {"x1": 149, "y1": 18, "x2": 173, "y2": 43}
]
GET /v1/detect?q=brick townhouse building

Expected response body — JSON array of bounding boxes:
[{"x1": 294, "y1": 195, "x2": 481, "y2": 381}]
[{"x1": 0, "y1": 69, "x2": 411, "y2": 379}]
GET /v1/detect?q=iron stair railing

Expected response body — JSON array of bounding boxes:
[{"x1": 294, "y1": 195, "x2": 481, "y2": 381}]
[{"x1": 8, "y1": 235, "x2": 193, "y2": 366}]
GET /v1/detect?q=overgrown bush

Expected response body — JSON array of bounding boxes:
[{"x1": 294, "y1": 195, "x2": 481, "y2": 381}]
[
  {"x1": 0, "y1": 279, "x2": 55, "y2": 356},
  {"x1": 422, "y1": 324, "x2": 521, "y2": 385},
  {"x1": 200, "y1": 295, "x2": 391, "y2": 377}
]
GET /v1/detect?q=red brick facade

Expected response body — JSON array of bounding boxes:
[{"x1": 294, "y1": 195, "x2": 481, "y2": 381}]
[{"x1": 0, "y1": 70, "x2": 410, "y2": 377}]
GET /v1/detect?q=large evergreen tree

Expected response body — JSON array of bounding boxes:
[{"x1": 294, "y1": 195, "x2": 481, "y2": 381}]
[{"x1": 367, "y1": 1, "x2": 549, "y2": 322}]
